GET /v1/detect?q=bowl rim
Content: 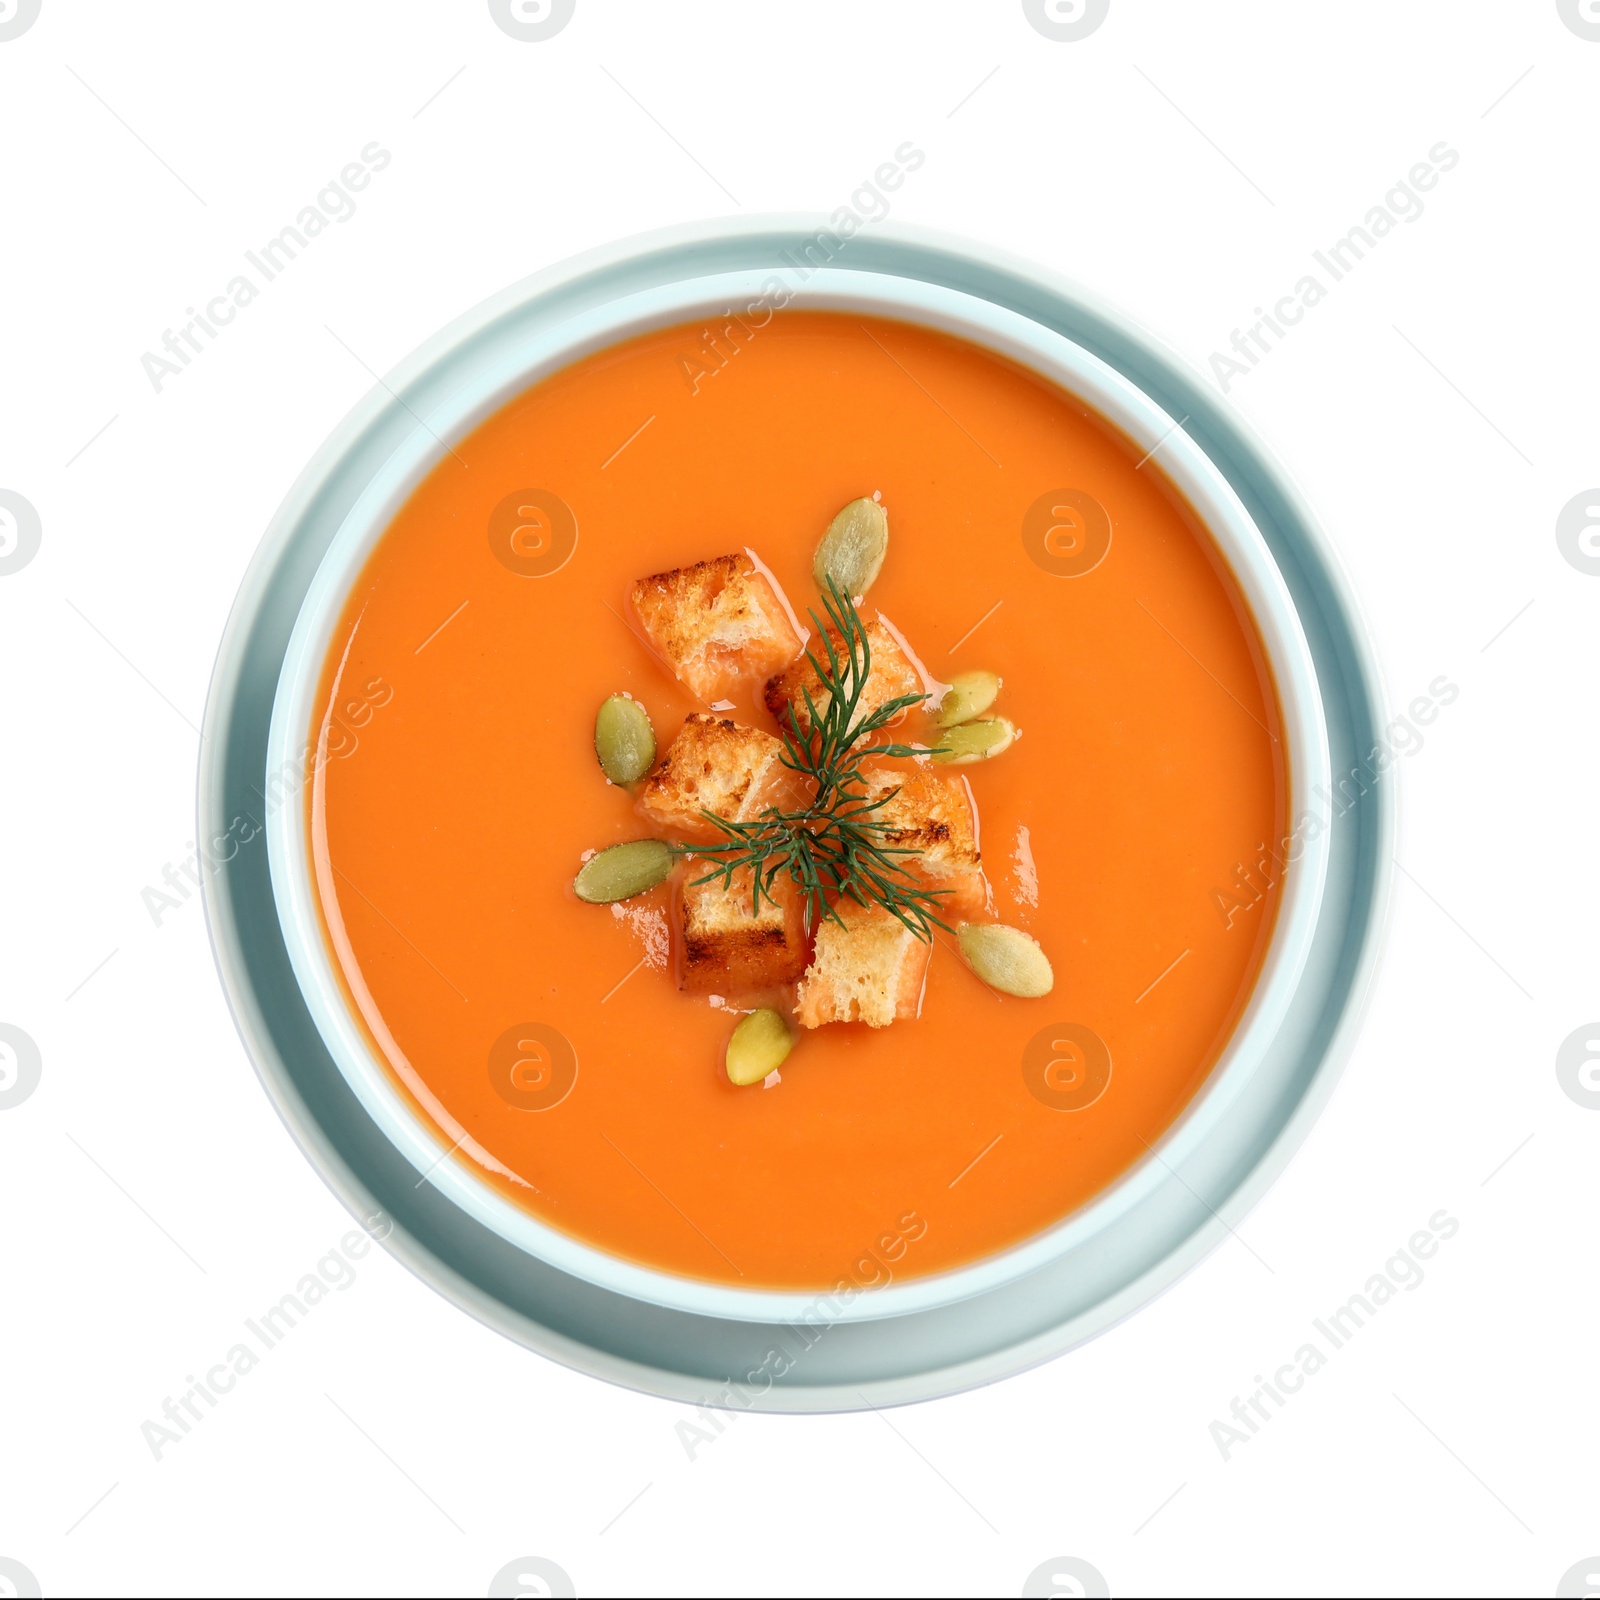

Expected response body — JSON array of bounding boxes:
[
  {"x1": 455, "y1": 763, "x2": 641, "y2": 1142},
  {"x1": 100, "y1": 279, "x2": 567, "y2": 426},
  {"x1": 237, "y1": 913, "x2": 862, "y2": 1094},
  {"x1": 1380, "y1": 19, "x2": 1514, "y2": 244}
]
[
  {"x1": 202, "y1": 214, "x2": 1395, "y2": 1409},
  {"x1": 261, "y1": 260, "x2": 1334, "y2": 1326},
  {"x1": 265, "y1": 259, "x2": 1337, "y2": 1324}
]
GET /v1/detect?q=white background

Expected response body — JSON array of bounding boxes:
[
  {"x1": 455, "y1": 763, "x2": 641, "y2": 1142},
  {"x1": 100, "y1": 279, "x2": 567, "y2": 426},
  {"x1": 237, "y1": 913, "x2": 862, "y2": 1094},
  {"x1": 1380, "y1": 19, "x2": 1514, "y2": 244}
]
[{"x1": 2, "y1": 2, "x2": 1596, "y2": 1596}]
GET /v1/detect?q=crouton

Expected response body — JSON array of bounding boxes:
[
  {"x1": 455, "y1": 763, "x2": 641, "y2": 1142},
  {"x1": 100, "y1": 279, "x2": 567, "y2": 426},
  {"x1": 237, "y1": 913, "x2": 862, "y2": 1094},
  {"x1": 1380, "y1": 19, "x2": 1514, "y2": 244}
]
[
  {"x1": 638, "y1": 714, "x2": 787, "y2": 839},
  {"x1": 764, "y1": 617, "x2": 924, "y2": 736},
  {"x1": 795, "y1": 903, "x2": 931, "y2": 1028},
  {"x1": 630, "y1": 553, "x2": 803, "y2": 703},
  {"x1": 679, "y1": 868, "x2": 808, "y2": 993},
  {"x1": 855, "y1": 766, "x2": 988, "y2": 916}
]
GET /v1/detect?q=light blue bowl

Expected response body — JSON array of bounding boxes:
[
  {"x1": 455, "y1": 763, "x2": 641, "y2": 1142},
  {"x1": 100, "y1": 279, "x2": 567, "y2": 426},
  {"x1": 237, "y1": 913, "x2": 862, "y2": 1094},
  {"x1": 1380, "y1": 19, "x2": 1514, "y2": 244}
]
[{"x1": 202, "y1": 219, "x2": 1391, "y2": 1408}]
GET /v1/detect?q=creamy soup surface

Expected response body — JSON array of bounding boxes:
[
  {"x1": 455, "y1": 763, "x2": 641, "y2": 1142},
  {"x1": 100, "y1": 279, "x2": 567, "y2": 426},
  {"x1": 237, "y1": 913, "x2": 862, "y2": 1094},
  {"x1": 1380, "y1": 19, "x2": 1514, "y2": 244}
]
[{"x1": 309, "y1": 312, "x2": 1286, "y2": 1289}]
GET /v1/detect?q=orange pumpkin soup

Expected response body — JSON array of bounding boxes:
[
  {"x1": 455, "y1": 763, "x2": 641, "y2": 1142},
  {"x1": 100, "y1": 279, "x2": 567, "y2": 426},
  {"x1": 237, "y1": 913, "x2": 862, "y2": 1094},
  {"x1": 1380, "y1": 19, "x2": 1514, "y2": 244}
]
[{"x1": 308, "y1": 311, "x2": 1286, "y2": 1289}]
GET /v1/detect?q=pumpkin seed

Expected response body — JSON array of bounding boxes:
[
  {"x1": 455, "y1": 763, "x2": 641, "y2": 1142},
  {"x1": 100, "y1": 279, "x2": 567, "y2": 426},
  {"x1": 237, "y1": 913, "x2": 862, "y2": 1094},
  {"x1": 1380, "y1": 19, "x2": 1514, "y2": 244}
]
[
  {"x1": 725, "y1": 1007, "x2": 795, "y2": 1086},
  {"x1": 594, "y1": 694, "x2": 656, "y2": 784},
  {"x1": 813, "y1": 496, "x2": 889, "y2": 598},
  {"x1": 937, "y1": 670, "x2": 1001, "y2": 728},
  {"x1": 956, "y1": 923, "x2": 1054, "y2": 998},
  {"x1": 573, "y1": 839, "x2": 674, "y2": 904},
  {"x1": 931, "y1": 716, "x2": 1015, "y2": 764}
]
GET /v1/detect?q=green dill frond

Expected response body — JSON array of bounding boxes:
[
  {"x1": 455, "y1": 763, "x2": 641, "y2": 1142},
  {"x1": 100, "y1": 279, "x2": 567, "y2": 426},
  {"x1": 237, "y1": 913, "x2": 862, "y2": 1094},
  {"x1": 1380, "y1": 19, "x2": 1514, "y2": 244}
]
[{"x1": 668, "y1": 580, "x2": 952, "y2": 941}]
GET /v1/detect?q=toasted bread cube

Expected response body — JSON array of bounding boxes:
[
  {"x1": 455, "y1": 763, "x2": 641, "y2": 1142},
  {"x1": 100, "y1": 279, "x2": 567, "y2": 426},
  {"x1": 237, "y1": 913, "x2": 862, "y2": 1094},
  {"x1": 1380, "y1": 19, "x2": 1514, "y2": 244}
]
[
  {"x1": 679, "y1": 868, "x2": 808, "y2": 994},
  {"x1": 857, "y1": 767, "x2": 988, "y2": 916},
  {"x1": 639, "y1": 714, "x2": 786, "y2": 839},
  {"x1": 630, "y1": 553, "x2": 803, "y2": 703},
  {"x1": 764, "y1": 617, "x2": 923, "y2": 736},
  {"x1": 795, "y1": 903, "x2": 931, "y2": 1029}
]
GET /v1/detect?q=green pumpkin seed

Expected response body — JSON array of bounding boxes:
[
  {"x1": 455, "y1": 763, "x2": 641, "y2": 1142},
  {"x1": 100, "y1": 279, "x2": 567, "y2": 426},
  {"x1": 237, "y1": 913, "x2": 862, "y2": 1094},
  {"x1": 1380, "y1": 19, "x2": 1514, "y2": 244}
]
[
  {"x1": 725, "y1": 1007, "x2": 795, "y2": 1086},
  {"x1": 813, "y1": 496, "x2": 889, "y2": 598},
  {"x1": 573, "y1": 839, "x2": 674, "y2": 904},
  {"x1": 594, "y1": 694, "x2": 656, "y2": 784},
  {"x1": 931, "y1": 716, "x2": 1015, "y2": 764},
  {"x1": 937, "y1": 670, "x2": 1001, "y2": 728},
  {"x1": 956, "y1": 923, "x2": 1054, "y2": 998}
]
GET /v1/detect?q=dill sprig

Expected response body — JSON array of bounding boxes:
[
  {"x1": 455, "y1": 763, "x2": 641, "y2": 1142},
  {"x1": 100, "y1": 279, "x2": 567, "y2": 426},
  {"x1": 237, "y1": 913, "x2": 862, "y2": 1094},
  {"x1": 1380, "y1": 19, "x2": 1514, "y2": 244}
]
[{"x1": 675, "y1": 578, "x2": 952, "y2": 942}]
